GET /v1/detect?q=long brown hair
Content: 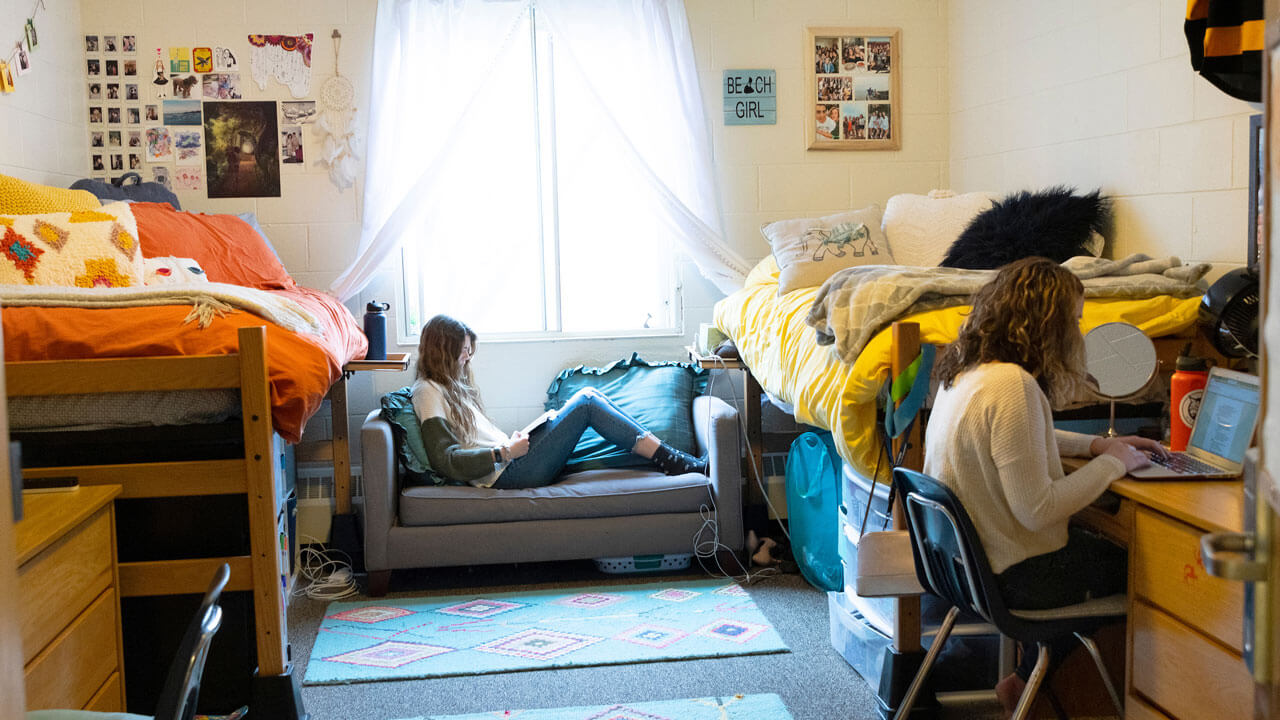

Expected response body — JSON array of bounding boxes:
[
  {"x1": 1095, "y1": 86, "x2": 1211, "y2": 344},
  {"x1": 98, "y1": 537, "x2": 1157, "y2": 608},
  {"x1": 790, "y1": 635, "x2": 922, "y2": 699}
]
[
  {"x1": 935, "y1": 257, "x2": 1088, "y2": 407},
  {"x1": 415, "y1": 315, "x2": 483, "y2": 444}
]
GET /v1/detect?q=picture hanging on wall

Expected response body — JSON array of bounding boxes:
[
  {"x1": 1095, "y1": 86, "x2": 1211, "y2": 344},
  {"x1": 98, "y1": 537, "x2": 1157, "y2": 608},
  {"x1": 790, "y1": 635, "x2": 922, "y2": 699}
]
[
  {"x1": 806, "y1": 26, "x2": 900, "y2": 151},
  {"x1": 203, "y1": 100, "x2": 281, "y2": 198}
]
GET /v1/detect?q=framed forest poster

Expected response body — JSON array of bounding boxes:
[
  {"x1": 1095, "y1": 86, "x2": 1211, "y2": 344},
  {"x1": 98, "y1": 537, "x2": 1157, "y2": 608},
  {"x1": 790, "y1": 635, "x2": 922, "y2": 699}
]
[{"x1": 807, "y1": 27, "x2": 901, "y2": 150}]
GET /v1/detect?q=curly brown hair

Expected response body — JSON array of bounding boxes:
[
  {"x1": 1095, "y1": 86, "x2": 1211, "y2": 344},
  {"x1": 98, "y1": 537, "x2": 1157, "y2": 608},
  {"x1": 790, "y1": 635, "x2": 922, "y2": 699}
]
[
  {"x1": 935, "y1": 257, "x2": 1088, "y2": 407},
  {"x1": 415, "y1": 315, "x2": 483, "y2": 444}
]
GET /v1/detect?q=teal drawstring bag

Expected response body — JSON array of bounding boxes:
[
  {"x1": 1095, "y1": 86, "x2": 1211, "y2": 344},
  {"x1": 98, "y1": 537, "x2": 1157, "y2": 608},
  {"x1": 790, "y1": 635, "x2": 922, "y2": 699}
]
[{"x1": 786, "y1": 431, "x2": 843, "y2": 591}]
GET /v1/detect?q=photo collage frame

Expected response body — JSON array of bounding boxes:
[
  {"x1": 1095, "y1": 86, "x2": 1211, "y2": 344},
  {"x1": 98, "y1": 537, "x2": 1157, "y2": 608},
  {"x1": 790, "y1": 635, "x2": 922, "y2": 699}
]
[{"x1": 806, "y1": 27, "x2": 901, "y2": 151}]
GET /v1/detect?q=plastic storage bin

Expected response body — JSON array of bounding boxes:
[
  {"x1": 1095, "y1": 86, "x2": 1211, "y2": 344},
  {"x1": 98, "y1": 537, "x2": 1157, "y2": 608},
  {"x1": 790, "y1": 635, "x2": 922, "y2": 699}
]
[
  {"x1": 828, "y1": 591, "x2": 893, "y2": 689},
  {"x1": 594, "y1": 553, "x2": 693, "y2": 574}
]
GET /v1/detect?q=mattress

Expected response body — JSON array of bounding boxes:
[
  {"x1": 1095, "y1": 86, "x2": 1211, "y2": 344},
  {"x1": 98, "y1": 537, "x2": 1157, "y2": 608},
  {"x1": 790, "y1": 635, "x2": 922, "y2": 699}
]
[
  {"x1": 714, "y1": 256, "x2": 1203, "y2": 479},
  {"x1": 2, "y1": 285, "x2": 366, "y2": 442}
]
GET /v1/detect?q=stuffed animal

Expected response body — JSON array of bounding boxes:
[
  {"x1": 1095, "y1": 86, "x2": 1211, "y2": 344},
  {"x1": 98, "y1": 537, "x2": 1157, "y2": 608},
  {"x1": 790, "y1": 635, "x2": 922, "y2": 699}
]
[{"x1": 144, "y1": 256, "x2": 208, "y2": 285}]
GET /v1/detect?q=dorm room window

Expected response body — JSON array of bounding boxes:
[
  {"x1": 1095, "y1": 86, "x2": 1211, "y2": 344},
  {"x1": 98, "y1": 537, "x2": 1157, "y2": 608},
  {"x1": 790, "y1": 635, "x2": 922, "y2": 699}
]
[{"x1": 400, "y1": 4, "x2": 680, "y2": 340}]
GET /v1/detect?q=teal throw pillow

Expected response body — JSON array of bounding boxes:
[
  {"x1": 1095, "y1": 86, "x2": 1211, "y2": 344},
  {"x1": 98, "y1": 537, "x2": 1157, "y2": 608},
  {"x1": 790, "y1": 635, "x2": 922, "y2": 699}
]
[
  {"x1": 544, "y1": 354, "x2": 708, "y2": 472},
  {"x1": 380, "y1": 387, "x2": 445, "y2": 486}
]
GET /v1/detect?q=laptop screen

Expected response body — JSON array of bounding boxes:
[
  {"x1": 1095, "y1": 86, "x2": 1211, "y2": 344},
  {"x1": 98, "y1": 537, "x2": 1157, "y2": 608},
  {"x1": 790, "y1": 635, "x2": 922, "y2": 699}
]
[{"x1": 1187, "y1": 371, "x2": 1261, "y2": 464}]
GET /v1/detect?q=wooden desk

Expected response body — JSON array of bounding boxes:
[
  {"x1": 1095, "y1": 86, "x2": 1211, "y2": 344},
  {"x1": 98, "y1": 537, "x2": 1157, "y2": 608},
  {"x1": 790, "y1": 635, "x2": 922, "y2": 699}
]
[
  {"x1": 15, "y1": 484, "x2": 125, "y2": 712},
  {"x1": 1071, "y1": 467, "x2": 1252, "y2": 719},
  {"x1": 329, "y1": 353, "x2": 411, "y2": 514}
]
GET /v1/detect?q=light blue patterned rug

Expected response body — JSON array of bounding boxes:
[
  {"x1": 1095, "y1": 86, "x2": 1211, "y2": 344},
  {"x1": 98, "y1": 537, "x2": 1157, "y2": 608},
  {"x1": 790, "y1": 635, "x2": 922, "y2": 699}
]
[
  {"x1": 305, "y1": 578, "x2": 788, "y2": 685},
  {"x1": 395, "y1": 693, "x2": 793, "y2": 720}
]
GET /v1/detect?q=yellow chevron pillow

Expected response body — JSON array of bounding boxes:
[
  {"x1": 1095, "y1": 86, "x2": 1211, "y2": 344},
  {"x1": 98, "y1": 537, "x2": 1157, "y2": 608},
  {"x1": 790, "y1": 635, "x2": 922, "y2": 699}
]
[
  {"x1": 0, "y1": 201, "x2": 145, "y2": 287},
  {"x1": 0, "y1": 174, "x2": 100, "y2": 214}
]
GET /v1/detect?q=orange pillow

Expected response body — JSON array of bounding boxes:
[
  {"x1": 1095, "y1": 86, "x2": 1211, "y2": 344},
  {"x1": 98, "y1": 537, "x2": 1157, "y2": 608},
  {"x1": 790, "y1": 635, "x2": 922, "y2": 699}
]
[{"x1": 132, "y1": 202, "x2": 295, "y2": 290}]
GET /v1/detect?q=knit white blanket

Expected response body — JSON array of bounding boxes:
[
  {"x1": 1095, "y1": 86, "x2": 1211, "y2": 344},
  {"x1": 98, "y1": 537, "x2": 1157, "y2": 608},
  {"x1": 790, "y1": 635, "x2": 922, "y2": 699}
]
[{"x1": 0, "y1": 282, "x2": 324, "y2": 335}]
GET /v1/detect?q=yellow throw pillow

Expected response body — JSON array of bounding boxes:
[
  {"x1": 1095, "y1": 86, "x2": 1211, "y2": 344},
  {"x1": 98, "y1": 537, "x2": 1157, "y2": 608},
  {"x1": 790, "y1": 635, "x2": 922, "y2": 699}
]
[
  {"x1": 0, "y1": 201, "x2": 145, "y2": 287},
  {"x1": 0, "y1": 174, "x2": 100, "y2": 214}
]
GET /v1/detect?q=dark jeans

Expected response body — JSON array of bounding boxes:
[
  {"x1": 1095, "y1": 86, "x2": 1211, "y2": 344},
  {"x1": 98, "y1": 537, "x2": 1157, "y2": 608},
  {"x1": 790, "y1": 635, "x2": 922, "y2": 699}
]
[
  {"x1": 995, "y1": 526, "x2": 1127, "y2": 680},
  {"x1": 492, "y1": 388, "x2": 650, "y2": 489}
]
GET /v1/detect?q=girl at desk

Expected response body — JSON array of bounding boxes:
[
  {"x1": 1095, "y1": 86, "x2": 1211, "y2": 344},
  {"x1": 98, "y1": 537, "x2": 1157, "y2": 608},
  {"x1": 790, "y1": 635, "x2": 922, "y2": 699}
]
[
  {"x1": 923, "y1": 257, "x2": 1165, "y2": 715},
  {"x1": 412, "y1": 314, "x2": 705, "y2": 489}
]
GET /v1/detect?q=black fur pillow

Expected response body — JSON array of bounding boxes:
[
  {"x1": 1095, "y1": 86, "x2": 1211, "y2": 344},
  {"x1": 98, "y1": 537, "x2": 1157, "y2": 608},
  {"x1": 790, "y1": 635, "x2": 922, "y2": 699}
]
[{"x1": 939, "y1": 186, "x2": 1110, "y2": 269}]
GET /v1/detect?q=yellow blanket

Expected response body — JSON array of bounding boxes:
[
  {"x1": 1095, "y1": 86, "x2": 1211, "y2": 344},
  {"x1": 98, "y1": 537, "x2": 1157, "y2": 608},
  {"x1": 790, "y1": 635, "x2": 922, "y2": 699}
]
[{"x1": 714, "y1": 256, "x2": 1202, "y2": 480}]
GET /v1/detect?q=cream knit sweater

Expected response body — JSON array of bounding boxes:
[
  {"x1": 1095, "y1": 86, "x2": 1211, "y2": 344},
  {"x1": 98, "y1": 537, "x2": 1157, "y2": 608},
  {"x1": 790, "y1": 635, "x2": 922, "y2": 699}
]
[{"x1": 923, "y1": 362, "x2": 1127, "y2": 574}]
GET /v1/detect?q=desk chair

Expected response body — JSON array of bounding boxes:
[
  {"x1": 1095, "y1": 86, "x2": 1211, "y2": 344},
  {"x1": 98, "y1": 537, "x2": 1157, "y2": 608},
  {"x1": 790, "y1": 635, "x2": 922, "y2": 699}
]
[
  {"x1": 891, "y1": 469, "x2": 1125, "y2": 720},
  {"x1": 26, "y1": 563, "x2": 230, "y2": 720}
]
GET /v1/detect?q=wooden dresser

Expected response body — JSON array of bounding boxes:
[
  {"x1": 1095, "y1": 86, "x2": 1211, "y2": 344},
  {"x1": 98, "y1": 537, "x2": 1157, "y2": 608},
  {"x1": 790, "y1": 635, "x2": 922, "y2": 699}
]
[
  {"x1": 15, "y1": 484, "x2": 125, "y2": 712},
  {"x1": 1076, "y1": 475, "x2": 1254, "y2": 719}
]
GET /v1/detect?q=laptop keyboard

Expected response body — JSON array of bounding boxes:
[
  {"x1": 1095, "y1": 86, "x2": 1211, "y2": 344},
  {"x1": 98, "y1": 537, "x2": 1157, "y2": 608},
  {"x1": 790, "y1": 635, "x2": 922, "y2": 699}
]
[{"x1": 1150, "y1": 452, "x2": 1221, "y2": 475}]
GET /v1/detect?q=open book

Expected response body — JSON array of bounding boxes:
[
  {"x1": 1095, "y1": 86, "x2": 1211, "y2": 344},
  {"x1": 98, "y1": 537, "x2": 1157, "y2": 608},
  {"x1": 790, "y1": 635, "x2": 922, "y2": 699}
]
[{"x1": 521, "y1": 409, "x2": 557, "y2": 436}]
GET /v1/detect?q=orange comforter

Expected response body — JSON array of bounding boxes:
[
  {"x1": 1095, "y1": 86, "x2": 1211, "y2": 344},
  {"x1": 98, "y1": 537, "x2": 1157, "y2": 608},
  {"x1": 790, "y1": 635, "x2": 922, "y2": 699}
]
[{"x1": 2, "y1": 286, "x2": 367, "y2": 443}]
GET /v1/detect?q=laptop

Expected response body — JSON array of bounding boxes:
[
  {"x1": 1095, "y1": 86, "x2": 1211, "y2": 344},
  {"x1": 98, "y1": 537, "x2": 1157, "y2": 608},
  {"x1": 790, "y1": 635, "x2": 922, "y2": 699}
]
[{"x1": 1128, "y1": 367, "x2": 1261, "y2": 480}]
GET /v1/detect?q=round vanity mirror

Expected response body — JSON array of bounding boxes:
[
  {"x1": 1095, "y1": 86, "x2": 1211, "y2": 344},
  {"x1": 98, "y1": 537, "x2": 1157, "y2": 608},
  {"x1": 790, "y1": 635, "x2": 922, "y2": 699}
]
[{"x1": 1084, "y1": 322, "x2": 1158, "y2": 436}]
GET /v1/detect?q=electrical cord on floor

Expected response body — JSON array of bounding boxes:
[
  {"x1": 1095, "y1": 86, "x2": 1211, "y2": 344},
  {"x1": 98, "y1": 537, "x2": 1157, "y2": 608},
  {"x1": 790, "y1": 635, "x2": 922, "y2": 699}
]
[
  {"x1": 689, "y1": 353, "x2": 785, "y2": 586},
  {"x1": 294, "y1": 534, "x2": 360, "y2": 600}
]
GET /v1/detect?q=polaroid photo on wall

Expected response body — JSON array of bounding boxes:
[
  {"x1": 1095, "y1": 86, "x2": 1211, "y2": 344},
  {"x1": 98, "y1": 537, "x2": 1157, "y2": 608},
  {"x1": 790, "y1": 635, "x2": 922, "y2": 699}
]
[
  {"x1": 16, "y1": 40, "x2": 31, "y2": 76},
  {"x1": 105, "y1": 59, "x2": 118, "y2": 76},
  {"x1": 108, "y1": 130, "x2": 121, "y2": 147},
  {"x1": 127, "y1": 107, "x2": 140, "y2": 125},
  {"x1": 281, "y1": 101, "x2": 316, "y2": 124},
  {"x1": 144, "y1": 104, "x2": 159, "y2": 122},
  {"x1": 88, "y1": 106, "x2": 102, "y2": 124},
  {"x1": 104, "y1": 35, "x2": 117, "y2": 53},
  {"x1": 88, "y1": 82, "x2": 101, "y2": 100},
  {"x1": 106, "y1": 82, "x2": 119, "y2": 100},
  {"x1": 152, "y1": 165, "x2": 171, "y2": 189},
  {"x1": 91, "y1": 154, "x2": 105, "y2": 172},
  {"x1": 107, "y1": 107, "x2": 121, "y2": 124},
  {"x1": 123, "y1": 59, "x2": 137, "y2": 76},
  {"x1": 129, "y1": 153, "x2": 142, "y2": 170},
  {"x1": 87, "y1": 58, "x2": 100, "y2": 76},
  {"x1": 126, "y1": 83, "x2": 138, "y2": 101},
  {"x1": 85, "y1": 35, "x2": 99, "y2": 53},
  {"x1": 280, "y1": 126, "x2": 304, "y2": 165},
  {"x1": 90, "y1": 131, "x2": 104, "y2": 147},
  {"x1": 128, "y1": 130, "x2": 141, "y2": 148},
  {"x1": 122, "y1": 35, "x2": 136, "y2": 54},
  {"x1": 110, "y1": 154, "x2": 123, "y2": 171}
]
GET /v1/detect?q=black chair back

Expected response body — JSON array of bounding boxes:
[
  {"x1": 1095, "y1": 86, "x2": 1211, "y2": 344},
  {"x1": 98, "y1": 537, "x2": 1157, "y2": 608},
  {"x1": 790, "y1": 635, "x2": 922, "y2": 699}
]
[{"x1": 153, "y1": 563, "x2": 230, "y2": 720}]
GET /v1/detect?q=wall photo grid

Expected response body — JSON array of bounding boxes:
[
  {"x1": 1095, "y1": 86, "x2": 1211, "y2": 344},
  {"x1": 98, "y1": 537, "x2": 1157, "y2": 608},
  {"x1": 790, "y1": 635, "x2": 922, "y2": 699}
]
[
  {"x1": 806, "y1": 26, "x2": 900, "y2": 151},
  {"x1": 82, "y1": 33, "x2": 313, "y2": 198}
]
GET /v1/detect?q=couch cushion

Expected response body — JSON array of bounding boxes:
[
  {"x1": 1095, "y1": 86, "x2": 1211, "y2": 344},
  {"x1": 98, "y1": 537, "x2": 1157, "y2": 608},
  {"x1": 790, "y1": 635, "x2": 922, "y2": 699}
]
[{"x1": 399, "y1": 468, "x2": 712, "y2": 526}]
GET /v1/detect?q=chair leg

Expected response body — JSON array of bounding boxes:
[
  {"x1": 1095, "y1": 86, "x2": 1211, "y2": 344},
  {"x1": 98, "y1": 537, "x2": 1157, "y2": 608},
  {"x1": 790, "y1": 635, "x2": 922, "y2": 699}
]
[
  {"x1": 1075, "y1": 631, "x2": 1124, "y2": 716},
  {"x1": 892, "y1": 606, "x2": 959, "y2": 720},
  {"x1": 1010, "y1": 643, "x2": 1051, "y2": 720},
  {"x1": 366, "y1": 570, "x2": 391, "y2": 597}
]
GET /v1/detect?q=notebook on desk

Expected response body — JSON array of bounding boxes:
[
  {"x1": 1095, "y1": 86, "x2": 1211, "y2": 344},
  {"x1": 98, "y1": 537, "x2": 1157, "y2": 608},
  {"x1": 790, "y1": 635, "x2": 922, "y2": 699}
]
[{"x1": 1128, "y1": 367, "x2": 1260, "y2": 480}]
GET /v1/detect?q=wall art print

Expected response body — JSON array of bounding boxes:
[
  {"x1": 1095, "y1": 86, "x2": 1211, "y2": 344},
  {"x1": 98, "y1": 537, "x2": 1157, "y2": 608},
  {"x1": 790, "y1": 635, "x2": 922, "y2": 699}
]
[
  {"x1": 203, "y1": 100, "x2": 280, "y2": 198},
  {"x1": 806, "y1": 27, "x2": 900, "y2": 151}
]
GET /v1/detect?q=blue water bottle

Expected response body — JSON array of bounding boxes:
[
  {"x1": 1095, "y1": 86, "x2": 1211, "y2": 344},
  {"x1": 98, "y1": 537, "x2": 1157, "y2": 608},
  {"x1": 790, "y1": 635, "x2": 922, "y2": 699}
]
[{"x1": 363, "y1": 301, "x2": 389, "y2": 361}]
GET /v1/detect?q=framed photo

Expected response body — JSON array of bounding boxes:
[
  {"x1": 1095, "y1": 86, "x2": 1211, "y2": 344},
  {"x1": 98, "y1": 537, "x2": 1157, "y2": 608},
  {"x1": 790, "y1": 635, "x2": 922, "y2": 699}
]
[{"x1": 806, "y1": 27, "x2": 900, "y2": 151}]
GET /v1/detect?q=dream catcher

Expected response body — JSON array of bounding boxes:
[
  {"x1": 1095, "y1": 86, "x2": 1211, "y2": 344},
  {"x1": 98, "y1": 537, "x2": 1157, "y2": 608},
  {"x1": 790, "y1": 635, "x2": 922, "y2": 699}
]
[{"x1": 314, "y1": 30, "x2": 359, "y2": 192}]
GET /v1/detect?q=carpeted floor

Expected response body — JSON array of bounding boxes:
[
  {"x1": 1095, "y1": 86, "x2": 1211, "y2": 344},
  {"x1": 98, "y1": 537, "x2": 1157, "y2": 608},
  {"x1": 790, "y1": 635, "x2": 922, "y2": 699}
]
[{"x1": 289, "y1": 561, "x2": 1002, "y2": 720}]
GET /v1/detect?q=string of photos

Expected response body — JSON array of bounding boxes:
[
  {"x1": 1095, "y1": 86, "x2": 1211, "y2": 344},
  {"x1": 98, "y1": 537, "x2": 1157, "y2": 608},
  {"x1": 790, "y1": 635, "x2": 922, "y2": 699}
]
[{"x1": 0, "y1": 0, "x2": 42, "y2": 94}]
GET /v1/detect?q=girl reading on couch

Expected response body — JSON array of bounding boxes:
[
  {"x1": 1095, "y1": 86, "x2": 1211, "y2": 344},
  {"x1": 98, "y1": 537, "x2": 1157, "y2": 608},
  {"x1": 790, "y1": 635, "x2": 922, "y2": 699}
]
[
  {"x1": 923, "y1": 257, "x2": 1164, "y2": 716},
  {"x1": 413, "y1": 314, "x2": 705, "y2": 489}
]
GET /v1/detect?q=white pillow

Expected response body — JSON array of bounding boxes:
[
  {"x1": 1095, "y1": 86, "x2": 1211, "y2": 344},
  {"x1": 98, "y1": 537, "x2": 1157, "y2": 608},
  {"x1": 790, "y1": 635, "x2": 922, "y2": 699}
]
[
  {"x1": 144, "y1": 256, "x2": 209, "y2": 285},
  {"x1": 761, "y1": 205, "x2": 893, "y2": 296},
  {"x1": 882, "y1": 190, "x2": 994, "y2": 267}
]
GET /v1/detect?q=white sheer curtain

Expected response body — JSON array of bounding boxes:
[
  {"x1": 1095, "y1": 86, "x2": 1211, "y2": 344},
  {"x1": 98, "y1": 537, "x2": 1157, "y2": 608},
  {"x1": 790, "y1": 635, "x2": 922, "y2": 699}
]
[{"x1": 330, "y1": 0, "x2": 749, "y2": 304}]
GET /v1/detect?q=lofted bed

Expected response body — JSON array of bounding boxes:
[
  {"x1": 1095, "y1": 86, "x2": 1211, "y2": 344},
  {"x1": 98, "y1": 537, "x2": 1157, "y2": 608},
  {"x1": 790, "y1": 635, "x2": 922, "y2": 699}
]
[{"x1": 1, "y1": 192, "x2": 365, "y2": 717}]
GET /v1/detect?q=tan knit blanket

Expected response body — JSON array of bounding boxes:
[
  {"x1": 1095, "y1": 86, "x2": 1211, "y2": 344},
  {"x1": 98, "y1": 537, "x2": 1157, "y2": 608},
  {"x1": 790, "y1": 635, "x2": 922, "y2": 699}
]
[
  {"x1": 0, "y1": 282, "x2": 324, "y2": 335},
  {"x1": 807, "y1": 254, "x2": 1211, "y2": 364}
]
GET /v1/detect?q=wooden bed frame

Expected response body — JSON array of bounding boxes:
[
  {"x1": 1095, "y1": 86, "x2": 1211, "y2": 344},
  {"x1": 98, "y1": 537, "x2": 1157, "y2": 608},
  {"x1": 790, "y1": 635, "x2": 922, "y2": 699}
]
[{"x1": 5, "y1": 325, "x2": 307, "y2": 719}]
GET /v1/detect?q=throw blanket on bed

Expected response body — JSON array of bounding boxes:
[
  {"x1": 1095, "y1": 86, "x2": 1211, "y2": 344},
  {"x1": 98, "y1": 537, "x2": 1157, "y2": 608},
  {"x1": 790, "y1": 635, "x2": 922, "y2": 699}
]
[
  {"x1": 808, "y1": 254, "x2": 1211, "y2": 363},
  {"x1": 0, "y1": 282, "x2": 324, "y2": 335}
]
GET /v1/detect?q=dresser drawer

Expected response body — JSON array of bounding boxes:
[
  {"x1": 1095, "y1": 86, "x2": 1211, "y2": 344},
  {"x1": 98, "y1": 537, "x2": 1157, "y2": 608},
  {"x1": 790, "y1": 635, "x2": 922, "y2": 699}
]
[
  {"x1": 24, "y1": 588, "x2": 120, "y2": 711},
  {"x1": 1132, "y1": 508, "x2": 1244, "y2": 652},
  {"x1": 84, "y1": 671, "x2": 123, "y2": 712},
  {"x1": 1124, "y1": 693, "x2": 1172, "y2": 720},
  {"x1": 1130, "y1": 601, "x2": 1251, "y2": 719},
  {"x1": 18, "y1": 507, "x2": 113, "y2": 664}
]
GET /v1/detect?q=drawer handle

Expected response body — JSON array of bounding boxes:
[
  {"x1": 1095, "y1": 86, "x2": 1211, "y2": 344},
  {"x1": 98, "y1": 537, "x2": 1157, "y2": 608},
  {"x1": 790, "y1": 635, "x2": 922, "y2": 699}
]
[{"x1": 1201, "y1": 531, "x2": 1266, "y2": 583}]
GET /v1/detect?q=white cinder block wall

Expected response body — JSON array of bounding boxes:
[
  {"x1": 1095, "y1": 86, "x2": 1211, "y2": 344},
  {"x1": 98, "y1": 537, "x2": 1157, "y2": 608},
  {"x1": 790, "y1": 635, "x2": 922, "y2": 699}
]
[
  {"x1": 947, "y1": 0, "x2": 1260, "y2": 277},
  {"x1": 0, "y1": 0, "x2": 86, "y2": 186}
]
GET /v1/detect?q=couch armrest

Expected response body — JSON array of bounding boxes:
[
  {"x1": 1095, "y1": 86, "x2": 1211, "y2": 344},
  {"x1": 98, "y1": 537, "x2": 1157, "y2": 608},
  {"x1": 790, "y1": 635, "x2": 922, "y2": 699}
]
[
  {"x1": 692, "y1": 394, "x2": 744, "y2": 551},
  {"x1": 358, "y1": 410, "x2": 397, "y2": 571}
]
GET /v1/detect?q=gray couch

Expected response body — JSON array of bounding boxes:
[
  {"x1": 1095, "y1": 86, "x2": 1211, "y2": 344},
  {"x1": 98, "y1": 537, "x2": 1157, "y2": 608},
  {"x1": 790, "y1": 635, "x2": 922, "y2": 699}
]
[{"x1": 357, "y1": 395, "x2": 744, "y2": 596}]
